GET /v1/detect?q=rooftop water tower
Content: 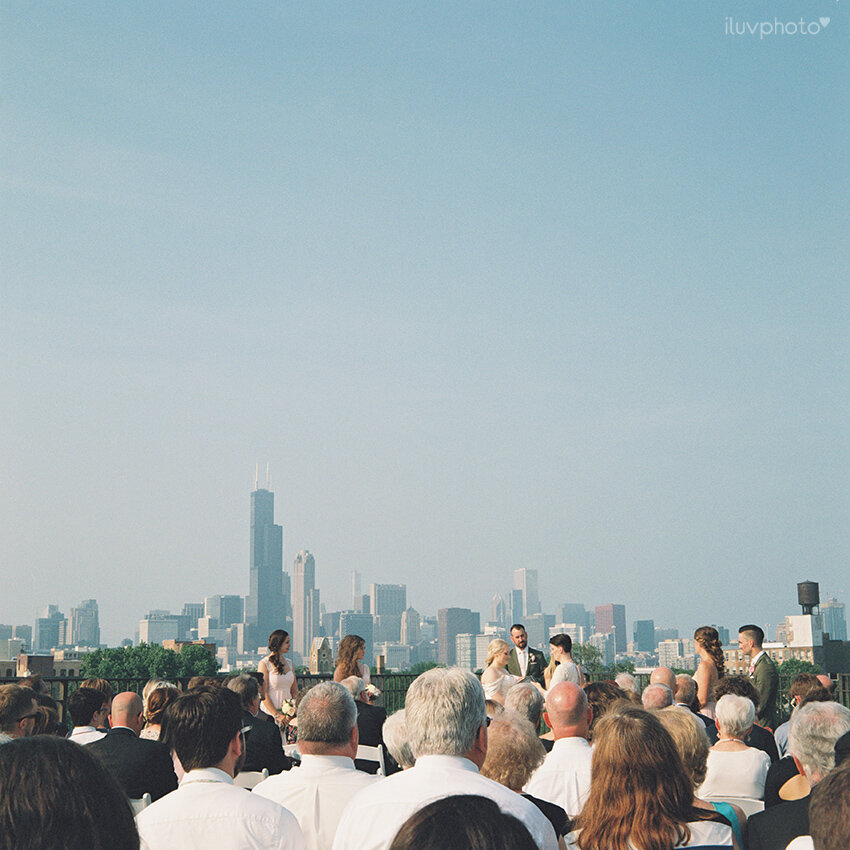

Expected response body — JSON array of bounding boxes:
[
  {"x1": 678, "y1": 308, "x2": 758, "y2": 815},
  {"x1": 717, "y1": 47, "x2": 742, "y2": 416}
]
[{"x1": 797, "y1": 581, "x2": 820, "y2": 615}]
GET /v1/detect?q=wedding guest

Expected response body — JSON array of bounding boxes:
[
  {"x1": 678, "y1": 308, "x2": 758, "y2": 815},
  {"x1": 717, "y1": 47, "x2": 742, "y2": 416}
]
[
  {"x1": 383, "y1": 709, "x2": 415, "y2": 770},
  {"x1": 226, "y1": 673, "x2": 290, "y2": 775},
  {"x1": 714, "y1": 676, "x2": 779, "y2": 760},
  {"x1": 339, "y1": 676, "x2": 387, "y2": 775},
  {"x1": 0, "y1": 684, "x2": 38, "y2": 744},
  {"x1": 66, "y1": 687, "x2": 108, "y2": 745},
  {"x1": 140, "y1": 685, "x2": 179, "y2": 741},
  {"x1": 582, "y1": 681, "x2": 628, "y2": 739},
  {"x1": 642, "y1": 683, "x2": 674, "y2": 709},
  {"x1": 333, "y1": 635, "x2": 371, "y2": 685},
  {"x1": 505, "y1": 683, "x2": 549, "y2": 750}
]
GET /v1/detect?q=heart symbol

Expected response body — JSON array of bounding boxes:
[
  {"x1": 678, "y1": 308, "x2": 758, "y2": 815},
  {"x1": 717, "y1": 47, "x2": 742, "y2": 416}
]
[{"x1": 820, "y1": 17, "x2": 830, "y2": 26}]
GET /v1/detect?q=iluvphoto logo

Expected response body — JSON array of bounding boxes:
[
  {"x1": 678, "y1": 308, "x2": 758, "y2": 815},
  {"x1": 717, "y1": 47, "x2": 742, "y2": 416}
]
[{"x1": 725, "y1": 16, "x2": 831, "y2": 39}]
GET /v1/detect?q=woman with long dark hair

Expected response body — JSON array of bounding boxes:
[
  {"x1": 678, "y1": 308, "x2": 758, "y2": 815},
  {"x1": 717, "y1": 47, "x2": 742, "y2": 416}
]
[
  {"x1": 333, "y1": 634, "x2": 371, "y2": 684},
  {"x1": 693, "y1": 626, "x2": 725, "y2": 717},
  {"x1": 258, "y1": 629, "x2": 298, "y2": 725}
]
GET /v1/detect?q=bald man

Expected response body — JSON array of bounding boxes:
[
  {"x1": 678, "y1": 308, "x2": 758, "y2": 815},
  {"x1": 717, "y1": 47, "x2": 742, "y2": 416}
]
[
  {"x1": 89, "y1": 691, "x2": 177, "y2": 801},
  {"x1": 523, "y1": 682, "x2": 593, "y2": 818}
]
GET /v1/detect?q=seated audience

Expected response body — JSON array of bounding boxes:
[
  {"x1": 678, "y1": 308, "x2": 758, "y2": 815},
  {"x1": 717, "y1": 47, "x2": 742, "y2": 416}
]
[
  {"x1": 675, "y1": 675, "x2": 717, "y2": 735},
  {"x1": 582, "y1": 681, "x2": 628, "y2": 739},
  {"x1": 525, "y1": 682, "x2": 593, "y2": 819},
  {"x1": 66, "y1": 687, "x2": 109, "y2": 745},
  {"x1": 0, "y1": 684, "x2": 38, "y2": 743},
  {"x1": 774, "y1": 674, "x2": 822, "y2": 757},
  {"x1": 135, "y1": 686, "x2": 305, "y2": 849},
  {"x1": 567, "y1": 706, "x2": 734, "y2": 848},
  {"x1": 0, "y1": 735, "x2": 139, "y2": 850},
  {"x1": 140, "y1": 684, "x2": 179, "y2": 741},
  {"x1": 657, "y1": 706, "x2": 746, "y2": 850},
  {"x1": 481, "y1": 709, "x2": 570, "y2": 843},
  {"x1": 226, "y1": 674, "x2": 290, "y2": 775},
  {"x1": 642, "y1": 683, "x2": 674, "y2": 709},
  {"x1": 382, "y1": 709, "x2": 415, "y2": 770},
  {"x1": 254, "y1": 681, "x2": 379, "y2": 850},
  {"x1": 339, "y1": 675, "x2": 386, "y2": 774},
  {"x1": 650, "y1": 666, "x2": 677, "y2": 691},
  {"x1": 713, "y1": 676, "x2": 778, "y2": 760},
  {"x1": 332, "y1": 667, "x2": 558, "y2": 850},
  {"x1": 697, "y1": 694, "x2": 771, "y2": 801},
  {"x1": 613, "y1": 672, "x2": 638, "y2": 695},
  {"x1": 747, "y1": 701, "x2": 850, "y2": 850},
  {"x1": 80, "y1": 678, "x2": 115, "y2": 730},
  {"x1": 388, "y1": 795, "x2": 538, "y2": 850},
  {"x1": 785, "y1": 760, "x2": 850, "y2": 850},
  {"x1": 505, "y1": 682, "x2": 550, "y2": 750},
  {"x1": 88, "y1": 691, "x2": 178, "y2": 802}
]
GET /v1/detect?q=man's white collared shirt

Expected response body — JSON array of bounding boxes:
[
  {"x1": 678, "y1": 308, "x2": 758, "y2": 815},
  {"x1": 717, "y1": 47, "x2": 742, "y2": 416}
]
[
  {"x1": 67, "y1": 726, "x2": 106, "y2": 745},
  {"x1": 331, "y1": 754, "x2": 557, "y2": 850},
  {"x1": 136, "y1": 767, "x2": 306, "y2": 850},
  {"x1": 253, "y1": 754, "x2": 379, "y2": 850},
  {"x1": 516, "y1": 647, "x2": 529, "y2": 676},
  {"x1": 524, "y1": 736, "x2": 593, "y2": 817}
]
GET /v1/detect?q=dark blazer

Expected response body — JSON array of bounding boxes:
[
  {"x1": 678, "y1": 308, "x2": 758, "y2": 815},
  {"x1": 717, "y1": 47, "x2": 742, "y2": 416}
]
[
  {"x1": 241, "y1": 709, "x2": 291, "y2": 776},
  {"x1": 506, "y1": 646, "x2": 547, "y2": 686},
  {"x1": 747, "y1": 795, "x2": 809, "y2": 850},
  {"x1": 88, "y1": 727, "x2": 178, "y2": 801},
  {"x1": 747, "y1": 723, "x2": 780, "y2": 763},
  {"x1": 354, "y1": 700, "x2": 387, "y2": 775},
  {"x1": 750, "y1": 652, "x2": 780, "y2": 729}
]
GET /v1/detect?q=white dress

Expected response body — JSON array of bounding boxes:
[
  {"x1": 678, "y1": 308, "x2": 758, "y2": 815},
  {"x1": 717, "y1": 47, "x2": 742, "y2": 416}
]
[
  {"x1": 482, "y1": 670, "x2": 518, "y2": 700},
  {"x1": 260, "y1": 656, "x2": 296, "y2": 718},
  {"x1": 697, "y1": 747, "x2": 771, "y2": 800}
]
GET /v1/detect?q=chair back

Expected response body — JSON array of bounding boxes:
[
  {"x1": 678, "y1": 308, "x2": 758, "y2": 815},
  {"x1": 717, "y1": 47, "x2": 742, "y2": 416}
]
[
  {"x1": 356, "y1": 744, "x2": 386, "y2": 776},
  {"x1": 234, "y1": 768, "x2": 270, "y2": 790},
  {"x1": 130, "y1": 792, "x2": 152, "y2": 816}
]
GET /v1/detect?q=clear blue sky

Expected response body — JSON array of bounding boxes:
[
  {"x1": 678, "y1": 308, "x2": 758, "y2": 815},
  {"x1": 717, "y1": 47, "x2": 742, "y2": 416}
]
[{"x1": 2, "y1": 2, "x2": 847, "y2": 645}]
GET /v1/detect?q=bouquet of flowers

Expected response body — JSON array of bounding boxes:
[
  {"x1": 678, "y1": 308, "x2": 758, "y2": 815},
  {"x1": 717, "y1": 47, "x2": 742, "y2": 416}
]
[
  {"x1": 364, "y1": 684, "x2": 381, "y2": 702},
  {"x1": 275, "y1": 699, "x2": 296, "y2": 726}
]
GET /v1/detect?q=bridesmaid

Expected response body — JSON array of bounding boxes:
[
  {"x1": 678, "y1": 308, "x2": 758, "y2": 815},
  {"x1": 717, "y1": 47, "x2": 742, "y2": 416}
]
[
  {"x1": 693, "y1": 625, "x2": 725, "y2": 717},
  {"x1": 258, "y1": 629, "x2": 298, "y2": 726}
]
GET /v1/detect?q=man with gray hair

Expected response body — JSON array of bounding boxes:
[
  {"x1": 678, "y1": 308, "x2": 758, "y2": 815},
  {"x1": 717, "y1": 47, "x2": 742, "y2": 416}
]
[
  {"x1": 382, "y1": 710, "x2": 414, "y2": 770},
  {"x1": 504, "y1": 682, "x2": 545, "y2": 729},
  {"x1": 340, "y1": 676, "x2": 386, "y2": 774},
  {"x1": 332, "y1": 667, "x2": 557, "y2": 850},
  {"x1": 523, "y1": 681, "x2": 593, "y2": 817},
  {"x1": 747, "y1": 701, "x2": 850, "y2": 850},
  {"x1": 642, "y1": 683, "x2": 674, "y2": 709},
  {"x1": 254, "y1": 682, "x2": 378, "y2": 850}
]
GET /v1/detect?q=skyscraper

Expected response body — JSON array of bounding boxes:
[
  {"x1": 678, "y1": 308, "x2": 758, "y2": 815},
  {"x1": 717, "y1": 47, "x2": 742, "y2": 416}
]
[
  {"x1": 633, "y1": 619, "x2": 655, "y2": 653},
  {"x1": 595, "y1": 603, "x2": 627, "y2": 653},
  {"x1": 821, "y1": 598, "x2": 847, "y2": 641},
  {"x1": 292, "y1": 550, "x2": 319, "y2": 658},
  {"x1": 69, "y1": 599, "x2": 100, "y2": 647},
  {"x1": 437, "y1": 608, "x2": 479, "y2": 666},
  {"x1": 245, "y1": 475, "x2": 285, "y2": 644},
  {"x1": 513, "y1": 568, "x2": 540, "y2": 618}
]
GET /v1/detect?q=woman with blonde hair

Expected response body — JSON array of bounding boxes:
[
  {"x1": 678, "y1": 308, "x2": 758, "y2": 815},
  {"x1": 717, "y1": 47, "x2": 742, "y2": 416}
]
[
  {"x1": 480, "y1": 639, "x2": 519, "y2": 705},
  {"x1": 333, "y1": 634, "x2": 371, "y2": 684},
  {"x1": 140, "y1": 685, "x2": 179, "y2": 742},
  {"x1": 693, "y1": 626, "x2": 725, "y2": 717},
  {"x1": 568, "y1": 706, "x2": 734, "y2": 849}
]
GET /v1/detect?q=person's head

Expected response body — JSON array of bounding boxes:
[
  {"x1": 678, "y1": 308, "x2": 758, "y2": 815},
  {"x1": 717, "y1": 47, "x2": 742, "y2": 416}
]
[
  {"x1": 33, "y1": 704, "x2": 61, "y2": 736},
  {"x1": 0, "y1": 736, "x2": 139, "y2": 850},
  {"x1": 383, "y1": 710, "x2": 415, "y2": 769},
  {"x1": 809, "y1": 761, "x2": 850, "y2": 850},
  {"x1": 788, "y1": 701, "x2": 850, "y2": 784},
  {"x1": 340, "y1": 676, "x2": 367, "y2": 702},
  {"x1": 614, "y1": 672, "x2": 638, "y2": 694},
  {"x1": 485, "y1": 639, "x2": 511, "y2": 667},
  {"x1": 788, "y1": 673, "x2": 825, "y2": 706},
  {"x1": 67, "y1": 687, "x2": 108, "y2": 729},
  {"x1": 109, "y1": 692, "x2": 144, "y2": 735},
  {"x1": 143, "y1": 685, "x2": 179, "y2": 729},
  {"x1": 834, "y1": 730, "x2": 850, "y2": 768},
  {"x1": 583, "y1": 681, "x2": 629, "y2": 737},
  {"x1": 817, "y1": 674, "x2": 835, "y2": 696},
  {"x1": 649, "y1": 667, "x2": 676, "y2": 691},
  {"x1": 227, "y1": 674, "x2": 261, "y2": 713},
  {"x1": 545, "y1": 682, "x2": 592, "y2": 739},
  {"x1": 0, "y1": 684, "x2": 38, "y2": 739},
  {"x1": 577, "y1": 707, "x2": 694, "y2": 850},
  {"x1": 166, "y1": 685, "x2": 244, "y2": 775},
  {"x1": 336, "y1": 634, "x2": 366, "y2": 678},
  {"x1": 142, "y1": 678, "x2": 166, "y2": 713},
  {"x1": 714, "y1": 693, "x2": 755, "y2": 739},
  {"x1": 18, "y1": 674, "x2": 45, "y2": 694},
  {"x1": 388, "y1": 795, "x2": 538, "y2": 850},
  {"x1": 642, "y1": 684, "x2": 674, "y2": 710},
  {"x1": 509, "y1": 625, "x2": 527, "y2": 650},
  {"x1": 480, "y1": 710, "x2": 546, "y2": 792},
  {"x1": 713, "y1": 674, "x2": 761, "y2": 705},
  {"x1": 268, "y1": 629, "x2": 290, "y2": 657},
  {"x1": 693, "y1": 626, "x2": 726, "y2": 675},
  {"x1": 504, "y1": 682, "x2": 544, "y2": 727},
  {"x1": 405, "y1": 667, "x2": 487, "y2": 764},
  {"x1": 656, "y1": 706, "x2": 710, "y2": 789},
  {"x1": 674, "y1": 675, "x2": 697, "y2": 706},
  {"x1": 296, "y1": 681, "x2": 358, "y2": 757},
  {"x1": 549, "y1": 633, "x2": 572, "y2": 659},
  {"x1": 80, "y1": 679, "x2": 114, "y2": 711},
  {"x1": 737, "y1": 624, "x2": 765, "y2": 656}
]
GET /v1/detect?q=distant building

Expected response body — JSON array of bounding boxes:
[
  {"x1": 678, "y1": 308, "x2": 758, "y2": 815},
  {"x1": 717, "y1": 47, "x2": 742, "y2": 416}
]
[
  {"x1": 588, "y1": 631, "x2": 616, "y2": 666},
  {"x1": 69, "y1": 599, "x2": 100, "y2": 647},
  {"x1": 375, "y1": 642, "x2": 411, "y2": 671},
  {"x1": 655, "y1": 627, "x2": 679, "y2": 643},
  {"x1": 204, "y1": 595, "x2": 244, "y2": 629},
  {"x1": 489, "y1": 594, "x2": 507, "y2": 628},
  {"x1": 400, "y1": 608, "x2": 420, "y2": 645},
  {"x1": 524, "y1": 613, "x2": 554, "y2": 651},
  {"x1": 292, "y1": 550, "x2": 319, "y2": 659},
  {"x1": 633, "y1": 620, "x2": 655, "y2": 653},
  {"x1": 350, "y1": 571, "x2": 362, "y2": 611},
  {"x1": 513, "y1": 569, "x2": 540, "y2": 618},
  {"x1": 559, "y1": 604, "x2": 590, "y2": 632},
  {"x1": 339, "y1": 612, "x2": 374, "y2": 666},
  {"x1": 437, "y1": 608, "x2": 479, "y2": 666},
  {"x1": 34, "y1": 605, "x2": 66, "y2": 652},
  {"x1": 822, "y1": 598, "x2": 847, "y2": 641},
  {"x1": 550, "y1": 623, "x2": 585, "y2": 644},
  {"x1": 595, "y1": 604, "x2": 627, "y2": 653},
  {"x1": 309, "y1": 637, "x2": 333, "y2": 674},
  {"x1": 371, "y1": 584, "x2": 406, "y2": 643},
  {"x1": 246, "y1": 481, "x2": 286, "y2": 644},
  {"x1": 455, "y1": 634, "x2": 478, "y2": 671}
]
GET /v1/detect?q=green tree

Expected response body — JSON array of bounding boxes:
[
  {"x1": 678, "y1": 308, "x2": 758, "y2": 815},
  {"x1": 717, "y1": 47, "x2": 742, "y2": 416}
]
[
  {"x1": 80, "y1": 644, "x2": 218, "y2": 680},
  {"x1": 403, "y1": 661, "x2": 441, "y2": 675},
  {"x1": 572, "y1": 642, "x2": 604, "y2": 674},
  {"x1": 778, "y1": 658, "x2": 821, "y2": 677}
]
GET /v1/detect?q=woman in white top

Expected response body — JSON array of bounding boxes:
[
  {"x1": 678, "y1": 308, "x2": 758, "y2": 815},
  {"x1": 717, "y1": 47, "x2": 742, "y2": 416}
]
[
  {"x1": 480, "y1": 639, "x2": 519, "y2": 705},
  {"x1": 258, "y1": 629, "x2": 298, "y2": 726},
  {"x1": 697, "y1": 694, "x2": 771, "y2": 801},
  {"x1": 544, "y1": 634, "x2": 583, "y2": 691},
  {"x1": 333, "y1": 634, "x2": 371, "y2": 685}
]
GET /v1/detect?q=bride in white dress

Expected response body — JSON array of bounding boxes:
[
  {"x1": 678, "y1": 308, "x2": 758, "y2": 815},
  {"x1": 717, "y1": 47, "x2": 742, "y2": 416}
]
[
  {"x1": 258, "y1": 629, "x2": 299, "y2": 727},
  {"x1": 480, "y1": 639, "x2": 519, "y2": 705}
]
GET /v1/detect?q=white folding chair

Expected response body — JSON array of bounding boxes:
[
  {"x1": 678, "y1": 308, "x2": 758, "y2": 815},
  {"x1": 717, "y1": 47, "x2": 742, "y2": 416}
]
[
  {"x1": 706, "y1": 796, "x2": 764, "y2": 816},
  {"x1": 356, "y1": 744, "x2": 386, "y2": 776},
  {"x1": 130, "y1": 792, "x2": 152, "y2": 816},
  {"x1": 234, "y1": 767, "x2": 270, "y2": 789}
]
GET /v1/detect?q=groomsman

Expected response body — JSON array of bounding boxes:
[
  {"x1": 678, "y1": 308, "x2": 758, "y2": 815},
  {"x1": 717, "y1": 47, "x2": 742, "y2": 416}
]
[
  {"x1": 506, "y1": 624, "x2": 547, "y2": 686},
  {"x1": 738, "y1": 624, "x2": 779, "y2": 729}
]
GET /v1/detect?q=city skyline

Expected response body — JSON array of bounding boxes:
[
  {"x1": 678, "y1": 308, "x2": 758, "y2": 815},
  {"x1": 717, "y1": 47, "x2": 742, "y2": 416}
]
[{"x1": 3, "y1": 5, "x2": 847, "y2": 646}]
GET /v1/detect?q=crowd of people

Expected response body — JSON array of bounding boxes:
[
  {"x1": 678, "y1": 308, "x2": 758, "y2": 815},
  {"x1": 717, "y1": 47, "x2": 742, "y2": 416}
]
[{"x1": 0, "y1": 623, "x2": 848, "y2": 850}]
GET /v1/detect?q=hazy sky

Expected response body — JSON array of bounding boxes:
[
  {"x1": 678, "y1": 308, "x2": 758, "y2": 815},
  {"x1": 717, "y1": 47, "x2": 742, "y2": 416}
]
[{"x1": 2, "y1": 2, "x2": 847, "y2": 646}]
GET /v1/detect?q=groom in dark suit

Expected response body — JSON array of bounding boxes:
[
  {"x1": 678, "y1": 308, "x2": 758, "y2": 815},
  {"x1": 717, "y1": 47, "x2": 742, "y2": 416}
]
[
  {"x1": 506, "y1": 624, "x2": 547, "y2": 686},
  {"x1": 738, "y1": 623, "x2": 779, "y2": 730}
]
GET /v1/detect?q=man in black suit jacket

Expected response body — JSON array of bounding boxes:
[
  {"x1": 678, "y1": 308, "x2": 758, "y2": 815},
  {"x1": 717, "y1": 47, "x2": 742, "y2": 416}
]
[
  {"x1": 226, "y1": 674, "x2": 290, "y2": 776},
  {"x1": 88, "y1": 691, "x2": 177, "y2": 802},
  {"x1": 506, "y1": 624, "x2": 547, "y2": 687},
  {"x1": 340, "y1": 676, "x2": 388, "y2": 775}
]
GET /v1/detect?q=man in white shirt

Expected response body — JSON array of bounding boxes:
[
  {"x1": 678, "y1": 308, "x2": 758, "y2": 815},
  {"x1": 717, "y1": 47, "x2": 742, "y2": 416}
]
[
  {"x1": 524, "y1": 682, "x2": 593, "y2": 818},
  {"x1": 136, "y1": 685, "x2": 305, "y2": 850},
  {"x1": 66, "y1": 687, "x2": 108, "y2": 745},
  {"x1": 332, "y1": 667, "x2": 557, "y2": 850},
  {"x1": 254, "y1": 681, "x2": 378, "y2": 850},
  {"x1": 506, "y1": 624, "x2": 547, "y2": 686}
]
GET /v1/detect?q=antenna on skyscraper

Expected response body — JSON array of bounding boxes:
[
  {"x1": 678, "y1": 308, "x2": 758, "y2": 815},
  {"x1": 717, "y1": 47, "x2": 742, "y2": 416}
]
[
  {"x1": 254, "y1": 460, "x2": 259, "y2": 490},
  {"x1": 266, "y1": 462, "x2": 271, "y2": 490}
]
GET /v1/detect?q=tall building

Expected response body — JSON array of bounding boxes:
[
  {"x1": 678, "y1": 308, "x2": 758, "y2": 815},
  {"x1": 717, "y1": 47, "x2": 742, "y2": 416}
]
[
  {"x1": 205, "y1": 595, "x2": 244, "y2": 628},
  {"x1": 822, "y1": 598, "x2": 847, "y2": 641},
  {"x1": 437, "y1": 608, "x2": 479, "y2": 666},
  {"x1": 633, "y1": 619, "x2": 655, "y2": 653},
  {"x1": 350, "y1": 571, "x2": 362, "y2": 610},
  {"x1": 245, "y1": 478, "x2": 285, "y2": 642},
  {"x1": 489, "y1": 594, "x2": 507, "y2": 627},
  {"x1": 400, "y1": 608, "x2": 420, "y2": 644},
  {"x1": 595, "y1": 604, "x2": 627, "y2": 653},
  {"x1": 513, "y1": 568, "x2": 540, "y2": 618},
  {"x1": 33, "y1": 605, "x2": 66, "y2": 652},
  {"x1": 292, "y1": 550, "x2": 319, "y2": 657},
  {"x1": 371, "y1": 584, "x2": 406, "y2": 643},
  {"x1": 69, "y1": 599, "x2": 100, "y2": 647},
  {"x1": 559, "y1": 604, "x2": 589, "y2": 632}
]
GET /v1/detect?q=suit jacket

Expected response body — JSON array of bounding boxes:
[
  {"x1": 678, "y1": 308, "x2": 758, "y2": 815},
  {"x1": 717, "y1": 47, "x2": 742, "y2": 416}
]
[
  {"x1": 747, "y1": 794, "x2": 809, "y2": 850},
  {"x1": 355, "y1": 700, "x2": 387, "y2": 775},
  {"x1": 241, "y1": 709, "x2": 291, "y2": 776},
  {"x1": 506, "y1": 646, "x2": 547, "y2": 686},
  {"x1": 750, "y1": 652, "x2": 780, "y2": 729},
  {"x1": 88, "y1": 727, "x2": 178, "y2": 801}
]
